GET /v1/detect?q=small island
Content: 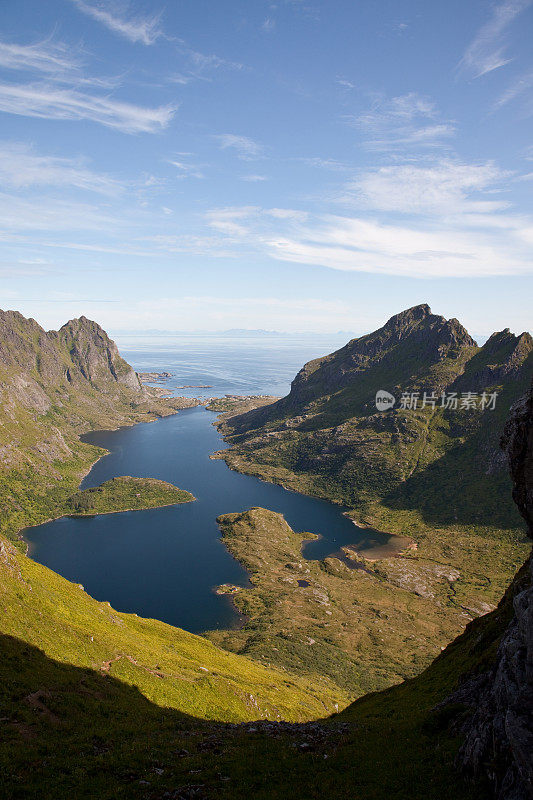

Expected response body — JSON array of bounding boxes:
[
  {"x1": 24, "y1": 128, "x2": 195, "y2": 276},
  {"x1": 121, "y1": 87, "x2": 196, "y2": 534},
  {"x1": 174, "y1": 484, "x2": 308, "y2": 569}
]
[
  {"x1": 206, "y1": 395, "x2": 277, "y2": 414},
  {"x1": 137, "y1": 371, "x2": 172, "y2": 382},
  {"x1": 64, "y1": 476, "x2": 195, "y2": 516}
]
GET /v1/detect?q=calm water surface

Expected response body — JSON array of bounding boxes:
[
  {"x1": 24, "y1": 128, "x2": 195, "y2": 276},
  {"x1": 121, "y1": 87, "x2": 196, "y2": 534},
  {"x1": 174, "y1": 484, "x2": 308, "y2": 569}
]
[{"x1": 25, "y1": 337, "x2": 391, "y2": 634}]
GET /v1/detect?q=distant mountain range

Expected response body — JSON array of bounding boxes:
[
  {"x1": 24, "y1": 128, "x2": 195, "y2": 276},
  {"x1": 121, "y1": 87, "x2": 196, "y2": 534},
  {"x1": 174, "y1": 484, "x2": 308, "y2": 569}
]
[{"x1": 109, "y1": 328, "x2": 359, "y2": 337}]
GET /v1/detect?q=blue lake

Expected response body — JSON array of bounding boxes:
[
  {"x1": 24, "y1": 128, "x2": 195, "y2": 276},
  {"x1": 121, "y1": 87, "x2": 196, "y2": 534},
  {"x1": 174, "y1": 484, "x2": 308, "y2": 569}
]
[
  {"x1": 25, "y1": 406, "x2": 393, "y2": 633},
  {"x1": 24, "y1": 337, "x2": 393, "y2": 634}
]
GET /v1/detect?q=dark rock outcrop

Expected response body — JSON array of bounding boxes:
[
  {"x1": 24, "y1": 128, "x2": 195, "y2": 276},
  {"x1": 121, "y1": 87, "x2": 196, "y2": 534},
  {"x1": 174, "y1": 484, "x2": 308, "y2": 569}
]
[{"x1": 451, "y1": 384, "x2": 533, "y2": 799}]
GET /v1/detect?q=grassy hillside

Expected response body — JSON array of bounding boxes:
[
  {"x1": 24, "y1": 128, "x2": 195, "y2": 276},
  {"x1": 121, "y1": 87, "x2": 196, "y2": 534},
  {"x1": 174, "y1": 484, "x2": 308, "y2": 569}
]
[
  {"x1": 0, "y1": 533, "x2": 343, "y2": 724},
  {"x1": 0, "y1": 307, "x2": 530, "y2": 798},
  {"x1": 4, "y1": 545, "x2": 527, "y2": 798},
  {"x1": 210, "y1": 306, "x2": 531, "y2": 694},
  {"x1": 208, "y1": 507, "x2": 476, "y2": 695}
]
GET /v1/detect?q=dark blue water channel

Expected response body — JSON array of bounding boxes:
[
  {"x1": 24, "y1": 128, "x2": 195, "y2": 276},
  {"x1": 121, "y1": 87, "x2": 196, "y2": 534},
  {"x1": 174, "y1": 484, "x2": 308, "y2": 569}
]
[{"x1": 24, "y1": 406, "x2": 390, "y2": 633}]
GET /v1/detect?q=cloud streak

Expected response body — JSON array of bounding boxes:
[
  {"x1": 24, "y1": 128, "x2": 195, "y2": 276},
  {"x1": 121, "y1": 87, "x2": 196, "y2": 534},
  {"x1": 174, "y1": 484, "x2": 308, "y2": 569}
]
[
  {"x1": 0, "y1": 82, "x2": 175, "y2": 133},
  {"x1": 0, "y1": 37, "x2": 82, "y2": 75},
  {"x1": 69, "y1": 1, "x2": 163, "y2": 45},
  {"x1": 205, "y1": 203, "x2": 533, "y2": 279},
  {"x1": 346, "y1": 161, "x2": 509, "y2": 215},
  {"x1": 0, "y1": 141, "x2": 122, "y2": 194},
  {"x1": 215, "y1": 134, "x2": 264, "y2": 160},
  {"x1": 347, "y1": 92, "x2": 455, "y2": 152},
  {"x1": 458, "y1": 0, "x2": 532, "y2": 78}
]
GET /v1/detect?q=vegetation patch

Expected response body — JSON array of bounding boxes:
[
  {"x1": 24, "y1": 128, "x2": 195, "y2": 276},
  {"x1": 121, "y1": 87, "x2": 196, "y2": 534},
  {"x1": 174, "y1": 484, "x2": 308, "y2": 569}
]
[{"x1": 64, "y1": 476, "x2": 195, "y2": 516}]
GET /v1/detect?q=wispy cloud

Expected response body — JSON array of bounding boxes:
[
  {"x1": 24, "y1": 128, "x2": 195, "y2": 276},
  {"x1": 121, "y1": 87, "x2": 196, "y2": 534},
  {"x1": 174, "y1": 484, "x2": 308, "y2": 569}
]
[
  {"x1": 168, "y1": 156, "x2": 205, "y2": 180},
  {"x1": 301, "y1": 156, "x2": 350, "y2": 172},
  {"x1": 458, "y1": 0, "x2": 532, "y2": 78},
  {"x1": 206, "y1": 206, "x2": 259, "y2": 236},
  {"x1": 265, "y1": 214, "x2": 533, "y2": 278},
  {"x1": 493, "y1": 70, "x2": 533, "y2": 113},
  {"x1": 0, "y1": 82, "x2": 175, "y2": 133},
  {"x1": 347, "y1": 92, "x2": 455, "y2": 152},
  {"x1": 215, "y1": 134, "x2": 265, "y2": 160},
  {"x1": 205, "y1": 203, "x2": 533, "y2": 279},
  {"x1": 0, "y1": 37, "x2": 82, "y2": 75},
  {"x1": 177, "y1": 43, "x2": 244, "y2": 76},
  {"x1": 0, "y1": 141, "x2": 122, "y2": 194},
  {"x1": 240, "y1": 174, "x2": 268, "y2": 182},
  {"x1": 0, "y1": 192, "x2": 123, "y2": 232},
  {"x1": 69, "y1": 0, "x2": 163, "y2": 45},
  {"x1": 345, "y1": 161, "x2": 509, "y2": 215}
]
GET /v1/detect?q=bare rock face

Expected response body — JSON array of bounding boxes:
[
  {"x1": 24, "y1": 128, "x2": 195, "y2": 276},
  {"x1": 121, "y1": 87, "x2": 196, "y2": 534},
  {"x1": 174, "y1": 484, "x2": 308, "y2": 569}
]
[
  {"x1": 0, "y1": 310, "x2": 146, "y2": 415},
  {"x1": 453, "y1": 384, "x2": 533, "y2": 800}
]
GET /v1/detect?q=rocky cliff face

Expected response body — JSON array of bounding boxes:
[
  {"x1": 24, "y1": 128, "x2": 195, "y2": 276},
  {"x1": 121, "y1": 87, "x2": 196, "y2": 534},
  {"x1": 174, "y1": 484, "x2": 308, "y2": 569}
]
[
  {"x1": 0, "y1": 310, "x2": 144, "y2": 407},
  {"x1": 448, "y1": 384, "x2": 533, "y2": 800},
  {"x1": 0, "y1": 309, "x2": 195, "y2": 541}
]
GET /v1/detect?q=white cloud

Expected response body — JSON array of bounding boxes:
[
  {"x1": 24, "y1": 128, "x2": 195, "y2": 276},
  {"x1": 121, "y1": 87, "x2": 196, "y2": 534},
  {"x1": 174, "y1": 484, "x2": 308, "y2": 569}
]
[
  {"x1": 215, "y1": 134, "x2": 264, "y2": 160},
  {"x1": 241, "y1": 174, "x2": 268, "y2": 182},
  {"x1": 349, "y1": 92, "x2": 455, "y2": 151},
  {"x1": 494, "y1": 70, "x2": 533, "y2": 113},
  {"x1": 168, "y1": 158, "x2": 205, "y2": 180},
  {"x1": 266, "y1": 208, "x2": 308, "y2": 221},
  {"x1": 348, "y1": 161, "x2": 509, "y2": 215},
  {"x1": 265, "y1": 215, "x2": 532, "y2": 278},
  {"x1": 0, "y1": 142, "x2": 122, "y2": 194},
  {"x1": 180, "y1": 45, "x2": 244, "y2": 75},
  {"x1": 0, "y1": 82, "x2": 175, "y2": 133},
  {"x1": 0, "y1": 38, "x2": 82, "y2": 75},
  {"x1": 205, "y1": 204, "x2": 533, "y2": 279},
  {"x1": 69, "y1": 0, "x2": 163, "y2": 45},
  {"x1": 458, "y1": 0, "x2": 532, "y2": 78},
  {"x1": 0, "y1": 192, "x2": 122, "y2": 232},
  {"x1": 336, "y1": 78, "x2": 355, "y2": 90},
  {"x1": 206, "y1": 206, "x2": 260, "y2": 236}
]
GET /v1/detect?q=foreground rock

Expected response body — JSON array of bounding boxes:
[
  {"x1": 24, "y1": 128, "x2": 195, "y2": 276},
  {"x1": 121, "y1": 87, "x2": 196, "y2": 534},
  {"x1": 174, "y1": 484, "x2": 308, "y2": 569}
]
[{"x1": 445, "y1": 383, "x2": 533, "y2": 800}]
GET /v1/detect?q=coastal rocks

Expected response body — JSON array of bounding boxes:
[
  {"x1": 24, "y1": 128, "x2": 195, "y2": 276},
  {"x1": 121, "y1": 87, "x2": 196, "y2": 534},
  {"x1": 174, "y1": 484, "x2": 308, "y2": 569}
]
[{"x1": 138, "y1": 371, "x2": 172, "y2": 381}]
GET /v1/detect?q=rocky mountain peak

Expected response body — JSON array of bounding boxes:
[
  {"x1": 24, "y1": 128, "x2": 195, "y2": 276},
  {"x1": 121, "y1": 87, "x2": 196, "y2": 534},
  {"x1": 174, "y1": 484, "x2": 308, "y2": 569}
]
[{"x1": 382, "y1": 303, "x2": 432, "y2": 331}]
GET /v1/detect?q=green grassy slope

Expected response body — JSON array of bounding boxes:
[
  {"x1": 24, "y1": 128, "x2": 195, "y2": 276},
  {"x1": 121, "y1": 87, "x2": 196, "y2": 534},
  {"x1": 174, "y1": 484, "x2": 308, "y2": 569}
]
[
  {"x1": 0, "y1": 310, "x2": 343, "y2": 734},
  {"x1": 210, "y1": 306, "x2": 531, "y2": 694},
  {"x1": 4, "y1": 548, "x2": 526, "y2": 798},
  {"x1": 208, "y1": 507, "x2": 474, "y2": 696},
  {"x1": 0, "y1": 533, "x2": 343, "y2": 723}
]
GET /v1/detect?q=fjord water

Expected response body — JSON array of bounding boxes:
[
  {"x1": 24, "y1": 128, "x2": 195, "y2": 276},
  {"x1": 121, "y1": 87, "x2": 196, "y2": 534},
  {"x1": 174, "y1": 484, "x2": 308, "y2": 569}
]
[{"x1": 25, "y1": 335, "x2": 390, "y2": 633}]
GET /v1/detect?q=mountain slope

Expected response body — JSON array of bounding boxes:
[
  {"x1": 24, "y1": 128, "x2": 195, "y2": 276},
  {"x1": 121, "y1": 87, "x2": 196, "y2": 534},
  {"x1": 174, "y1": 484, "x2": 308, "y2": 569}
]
[
  {"x1": 218, "y1": 304, "x2": 531, "y2": 527},
  {"x1": 0, "y1": 308, "x2": 531, "y2": 798},
  {"x1": 220, "y1": 304, "x2": 531, "y2": 521},
  {"x1": 0, "y1": 310, "x2": 197, "y2": 545},
  {"x1": 0, "y1": 533, "x2": 341, "y2": 722},
  {"x1": 0, "y1": 309, "x2": 342, "y2": 728},
  {"x1": 210, "y1": 305, "x2": 531, "y2": 691}
]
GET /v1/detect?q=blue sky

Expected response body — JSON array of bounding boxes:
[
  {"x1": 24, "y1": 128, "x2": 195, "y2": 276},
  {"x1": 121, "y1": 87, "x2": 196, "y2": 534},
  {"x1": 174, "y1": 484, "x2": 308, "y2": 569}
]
[{"x1": 0, "y1": 0, "x2": 532, "y2": 338}]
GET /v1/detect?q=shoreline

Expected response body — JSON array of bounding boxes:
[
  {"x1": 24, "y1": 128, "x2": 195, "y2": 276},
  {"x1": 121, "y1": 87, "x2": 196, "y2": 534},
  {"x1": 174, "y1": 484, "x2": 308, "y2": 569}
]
[
  {"x1": 212, "y1": 410, "x2": 414, "y2": 562},
  {"x1": 19, "y1": 401, "x2": 197, "y2": 553}
]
